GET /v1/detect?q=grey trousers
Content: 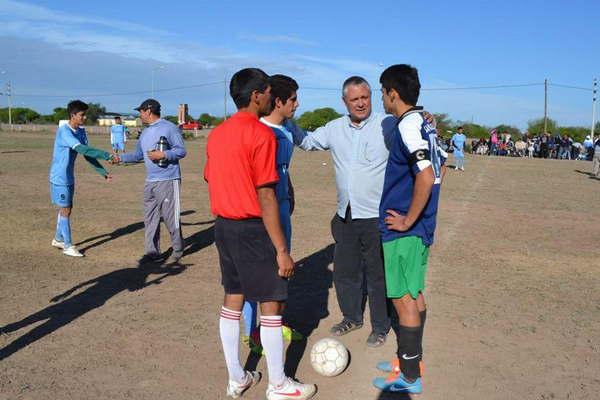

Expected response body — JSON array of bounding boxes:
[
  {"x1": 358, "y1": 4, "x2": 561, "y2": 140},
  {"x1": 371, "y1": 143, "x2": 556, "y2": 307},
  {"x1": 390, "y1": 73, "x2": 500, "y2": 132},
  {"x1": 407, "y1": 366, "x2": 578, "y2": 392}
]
[{"x1": 143, "y1": 179, "x2": 183, "y2": 257}]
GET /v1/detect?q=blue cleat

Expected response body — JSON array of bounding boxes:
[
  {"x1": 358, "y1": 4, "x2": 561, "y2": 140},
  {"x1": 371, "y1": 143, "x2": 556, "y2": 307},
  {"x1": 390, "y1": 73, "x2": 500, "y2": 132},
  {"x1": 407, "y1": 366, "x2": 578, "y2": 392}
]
[{"x1": 373, "y1": 373, "x2": 422, "y2": 394}]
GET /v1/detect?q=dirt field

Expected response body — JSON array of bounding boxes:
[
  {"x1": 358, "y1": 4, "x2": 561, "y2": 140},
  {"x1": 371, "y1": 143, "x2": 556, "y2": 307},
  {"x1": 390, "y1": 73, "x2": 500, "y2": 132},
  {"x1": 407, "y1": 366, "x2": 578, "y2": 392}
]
[{"x1": 1, "y1": 131, "x2": 599, "y2": 400}]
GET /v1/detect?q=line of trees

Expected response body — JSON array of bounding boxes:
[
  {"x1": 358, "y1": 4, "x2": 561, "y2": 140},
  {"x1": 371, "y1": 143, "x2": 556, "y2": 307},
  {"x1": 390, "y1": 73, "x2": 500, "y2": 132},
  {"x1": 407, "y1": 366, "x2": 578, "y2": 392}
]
[
  {"x1": 0, "y1": 103, "x2": 106, "y2": 124},
  {"x1": 2, "y1": 104, "x2": 597, "y2": 143}
]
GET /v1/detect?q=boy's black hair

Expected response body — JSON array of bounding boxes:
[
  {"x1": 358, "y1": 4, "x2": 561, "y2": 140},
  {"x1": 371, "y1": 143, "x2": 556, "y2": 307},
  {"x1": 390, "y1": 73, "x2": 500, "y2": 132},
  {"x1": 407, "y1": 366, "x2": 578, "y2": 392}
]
[
  {"x1": 269, "y1": 74, "x2": 299, "y2": 109},
  {"x1": 379, "y1": 64, "x2": 421, "y2": 106},
  {"x1": 67, "y1": 100, "x2": 89, "y2": 117},
  {"x1": 229, "y1": 68, "x2": 270, "y2": 109},
  {"x1": 115, "y1": 115, "x2": 122, "y2": 120},
  {"x1": 457, "y1": 126, "x2": 463, "y2": 130}
]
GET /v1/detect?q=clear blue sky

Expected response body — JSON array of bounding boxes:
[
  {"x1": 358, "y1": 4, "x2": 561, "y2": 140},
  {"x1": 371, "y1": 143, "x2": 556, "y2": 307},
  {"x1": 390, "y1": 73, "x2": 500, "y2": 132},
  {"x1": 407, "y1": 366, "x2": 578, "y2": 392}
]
[{"x1": 1, "y1": 0, "x2": 599, "y2": 129}]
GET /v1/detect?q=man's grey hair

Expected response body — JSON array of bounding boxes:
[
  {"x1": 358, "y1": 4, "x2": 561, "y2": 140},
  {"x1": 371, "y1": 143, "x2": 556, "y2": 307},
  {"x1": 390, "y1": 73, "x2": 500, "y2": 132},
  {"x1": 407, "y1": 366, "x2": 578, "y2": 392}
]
[{"x1": 342, "y1": 76, "x2": 371, "y2": 97}]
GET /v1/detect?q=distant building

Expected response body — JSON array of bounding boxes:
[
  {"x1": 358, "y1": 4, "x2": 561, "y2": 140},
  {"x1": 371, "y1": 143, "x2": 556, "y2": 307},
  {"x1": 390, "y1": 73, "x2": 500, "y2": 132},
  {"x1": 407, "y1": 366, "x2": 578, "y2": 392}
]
[
  {"x1": 97, "y1": 113, "x2": 141, "y2": 127},
  {"x1": 178, "y1": 104, "x2": 188, "y2": 125}
]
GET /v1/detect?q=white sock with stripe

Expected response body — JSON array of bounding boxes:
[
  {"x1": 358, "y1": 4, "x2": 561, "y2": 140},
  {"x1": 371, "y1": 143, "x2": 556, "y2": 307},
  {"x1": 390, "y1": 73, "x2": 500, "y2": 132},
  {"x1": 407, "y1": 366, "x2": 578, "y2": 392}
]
[
  {"x1": 219, "y1": 307, "x2": 245, "y2": 383},
  {"x1": 260, "y1": 315, "x2": 285, "y2": 386}
]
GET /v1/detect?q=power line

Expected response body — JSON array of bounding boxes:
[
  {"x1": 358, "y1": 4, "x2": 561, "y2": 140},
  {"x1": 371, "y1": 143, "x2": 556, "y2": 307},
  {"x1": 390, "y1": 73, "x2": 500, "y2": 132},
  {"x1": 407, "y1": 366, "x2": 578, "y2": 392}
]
[
  {"x1": 304, "y1": 82, "x2": 544, "y2": 92},
  {"x1": 11, "y1": 80, "x2": 225, "y2": 98},
  {"x1": 548, "y1": 83, "x2": 592, "y2": 91}
]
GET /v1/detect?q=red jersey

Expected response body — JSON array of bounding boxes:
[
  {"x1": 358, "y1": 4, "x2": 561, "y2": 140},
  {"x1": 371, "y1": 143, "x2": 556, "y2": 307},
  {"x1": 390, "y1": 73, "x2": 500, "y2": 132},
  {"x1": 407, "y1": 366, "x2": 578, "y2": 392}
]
[{"x1": 204, "y1": 112, "x2": 279, "y2": 219}]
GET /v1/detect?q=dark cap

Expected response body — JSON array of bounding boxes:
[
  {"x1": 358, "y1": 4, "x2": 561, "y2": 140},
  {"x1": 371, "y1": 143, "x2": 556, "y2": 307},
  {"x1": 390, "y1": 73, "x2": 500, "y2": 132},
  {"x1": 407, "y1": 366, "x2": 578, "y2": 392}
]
[{"x1": 134, "y1": 98, "x2": 161, "y2": 113}]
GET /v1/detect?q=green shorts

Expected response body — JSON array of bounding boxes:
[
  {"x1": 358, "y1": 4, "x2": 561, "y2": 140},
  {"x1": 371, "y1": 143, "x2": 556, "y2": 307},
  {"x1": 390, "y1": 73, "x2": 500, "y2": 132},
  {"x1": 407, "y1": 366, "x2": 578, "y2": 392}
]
[{"x1": 383, "y1": 236, "x2": 429, "y2": 299}]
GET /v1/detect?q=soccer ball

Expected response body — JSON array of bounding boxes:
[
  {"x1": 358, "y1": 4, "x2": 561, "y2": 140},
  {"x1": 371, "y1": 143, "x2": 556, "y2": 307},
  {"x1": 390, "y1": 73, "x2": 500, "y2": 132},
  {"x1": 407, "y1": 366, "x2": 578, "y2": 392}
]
[{"x1": 309, "y1": 338, "x2": 349, "y2": 377}]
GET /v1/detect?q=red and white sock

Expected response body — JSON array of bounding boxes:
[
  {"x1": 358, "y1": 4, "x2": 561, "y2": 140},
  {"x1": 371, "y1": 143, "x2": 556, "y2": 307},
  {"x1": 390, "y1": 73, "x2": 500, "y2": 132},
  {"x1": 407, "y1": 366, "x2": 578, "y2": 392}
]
[
  {"x1": 219, "y1": 307, "x2": 244, "y2": 383},
  {"x1": 260, "y1": 315, "x2": 285, "y2": 386}
]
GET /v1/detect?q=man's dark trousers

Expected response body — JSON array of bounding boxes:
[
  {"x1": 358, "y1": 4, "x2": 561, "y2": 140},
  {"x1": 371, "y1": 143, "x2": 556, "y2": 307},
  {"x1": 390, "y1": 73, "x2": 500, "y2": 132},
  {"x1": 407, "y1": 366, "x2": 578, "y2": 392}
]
[{"x1": 331, "y1": 208, "x2": 390, "y2": 334}]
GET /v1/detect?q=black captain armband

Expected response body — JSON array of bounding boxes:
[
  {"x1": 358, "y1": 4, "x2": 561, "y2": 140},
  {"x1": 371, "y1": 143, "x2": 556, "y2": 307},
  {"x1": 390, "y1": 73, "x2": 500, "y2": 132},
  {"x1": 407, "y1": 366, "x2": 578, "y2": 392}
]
[{"x1": 408, "y1": 149, "x2": 431, "y2": 165}]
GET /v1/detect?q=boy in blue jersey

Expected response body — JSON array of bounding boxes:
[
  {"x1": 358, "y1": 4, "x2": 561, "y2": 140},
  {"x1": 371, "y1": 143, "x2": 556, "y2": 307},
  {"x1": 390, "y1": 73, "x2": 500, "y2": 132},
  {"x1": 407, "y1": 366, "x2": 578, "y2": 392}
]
[
  {"x1": 49, "y1": 100, "x2": 116, "y2": 257},
  {"x1": 243, "y1": 75, "x2": 300, "y2": 350},
  {"x1": 451, "y1": 126, "x2": 467, "y2": 171},
  {"x1": 372, "y1": 65, "x2": 445, "y2": 394},
  {"x1": 110, "y1": 116, "x2": 128, "y2": 154}
]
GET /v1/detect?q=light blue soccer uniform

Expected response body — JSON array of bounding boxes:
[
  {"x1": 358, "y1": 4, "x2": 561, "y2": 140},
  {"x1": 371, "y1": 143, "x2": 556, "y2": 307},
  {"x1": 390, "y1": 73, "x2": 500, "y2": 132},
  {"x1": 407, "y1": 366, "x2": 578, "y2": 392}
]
[
  {"x1": 49, "y1": 124, "x2": 88, "y2": 207},
  {"x1": 110, "y1": 124, "x2": 127, "y2": 151},
  {"x1": 451, "y1": 132, "x2": 466, "y2": 169}
]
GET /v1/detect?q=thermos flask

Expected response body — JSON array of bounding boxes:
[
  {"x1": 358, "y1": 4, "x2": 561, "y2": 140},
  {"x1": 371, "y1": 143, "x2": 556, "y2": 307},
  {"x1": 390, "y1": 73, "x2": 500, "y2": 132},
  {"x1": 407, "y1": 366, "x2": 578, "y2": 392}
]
[{"x1": 156, "y1": 136, "x2": 170, "y2": 167}]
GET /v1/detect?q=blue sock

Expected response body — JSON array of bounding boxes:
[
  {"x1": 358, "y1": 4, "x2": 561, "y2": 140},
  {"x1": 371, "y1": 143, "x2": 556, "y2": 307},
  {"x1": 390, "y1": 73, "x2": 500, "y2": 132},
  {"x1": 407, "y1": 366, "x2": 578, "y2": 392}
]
[
  {"x1": 55, "y1": 213, "x2": 63, "y2": 241},
  {"x1": 242, "y1": 301, "x2": 258, "y2": 337},
  {"x1": 58, "y1": 215, "x2": 72, "y2": 247}
]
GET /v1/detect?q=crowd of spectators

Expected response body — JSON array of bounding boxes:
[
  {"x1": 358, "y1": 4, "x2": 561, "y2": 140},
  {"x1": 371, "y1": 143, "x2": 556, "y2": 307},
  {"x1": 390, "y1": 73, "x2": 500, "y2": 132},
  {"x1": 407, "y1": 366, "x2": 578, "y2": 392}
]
[{"x1": 440, "y1": 129, "x2": 598, "y2": 161}]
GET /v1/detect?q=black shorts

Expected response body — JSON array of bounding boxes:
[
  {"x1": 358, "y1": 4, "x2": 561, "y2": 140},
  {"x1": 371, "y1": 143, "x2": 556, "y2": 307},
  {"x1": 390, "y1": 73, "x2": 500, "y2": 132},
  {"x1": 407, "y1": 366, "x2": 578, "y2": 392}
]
[{"x1": 215, "y1": 217, "x2": 287, "y2": 302}]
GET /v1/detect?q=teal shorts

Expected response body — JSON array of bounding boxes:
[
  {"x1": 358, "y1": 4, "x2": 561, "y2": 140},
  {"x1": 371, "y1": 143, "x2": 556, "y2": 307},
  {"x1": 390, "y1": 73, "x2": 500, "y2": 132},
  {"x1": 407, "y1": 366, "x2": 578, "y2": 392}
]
[{"x1": 383, "y1": 236, "x2": 429, "y2": 299}]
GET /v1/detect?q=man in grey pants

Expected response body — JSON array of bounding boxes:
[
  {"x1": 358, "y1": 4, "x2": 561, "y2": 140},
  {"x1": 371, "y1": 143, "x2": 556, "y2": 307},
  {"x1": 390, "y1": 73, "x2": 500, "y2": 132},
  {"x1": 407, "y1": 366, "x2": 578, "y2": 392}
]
[{"x1": 115, "y1": 99, "x2": 187, "y2": 263}]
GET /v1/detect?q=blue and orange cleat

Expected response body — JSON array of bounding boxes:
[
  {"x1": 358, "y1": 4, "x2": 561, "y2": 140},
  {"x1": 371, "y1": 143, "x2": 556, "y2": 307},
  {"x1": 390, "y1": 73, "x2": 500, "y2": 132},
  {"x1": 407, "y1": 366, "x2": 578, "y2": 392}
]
[{"x1": 373, "y1": 372, "x2": 422, "y2": 394}]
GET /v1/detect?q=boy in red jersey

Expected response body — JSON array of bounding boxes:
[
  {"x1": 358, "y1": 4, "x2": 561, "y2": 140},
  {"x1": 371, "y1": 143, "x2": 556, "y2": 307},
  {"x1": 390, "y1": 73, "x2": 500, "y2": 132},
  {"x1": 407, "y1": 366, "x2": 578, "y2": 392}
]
[{"x1": 204, "y1": 68, "x2": 315, "y2": 400}]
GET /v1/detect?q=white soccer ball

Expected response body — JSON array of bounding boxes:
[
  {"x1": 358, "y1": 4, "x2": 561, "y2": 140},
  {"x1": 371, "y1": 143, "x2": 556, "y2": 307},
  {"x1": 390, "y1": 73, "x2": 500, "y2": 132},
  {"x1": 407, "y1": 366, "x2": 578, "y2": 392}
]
[{"x1": 309, "y1": 338, "x2": 349, "y2": 377}]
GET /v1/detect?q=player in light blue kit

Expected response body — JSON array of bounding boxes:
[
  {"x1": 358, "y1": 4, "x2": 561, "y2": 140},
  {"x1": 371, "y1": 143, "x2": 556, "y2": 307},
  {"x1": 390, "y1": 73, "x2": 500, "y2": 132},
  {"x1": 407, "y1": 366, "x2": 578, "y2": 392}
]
[
  {"x1": 243, "y1": 75, "x2": 300, "y2": 350},
  {"x1": 110, "y1": 116, "x2": 128, "y2": 154},
  {"x1": 49, "y1": 100, "x2": 116, "y2": 257},
  {"x1": 451, "y1": 126, "x2": 467, "y2": 171}
]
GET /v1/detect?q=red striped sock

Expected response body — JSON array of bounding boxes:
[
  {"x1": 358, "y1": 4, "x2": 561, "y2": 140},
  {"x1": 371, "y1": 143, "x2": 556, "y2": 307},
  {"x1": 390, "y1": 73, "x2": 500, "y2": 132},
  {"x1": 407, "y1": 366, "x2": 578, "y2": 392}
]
[
  {"x1": 220, "y1": 307, "x2": 244, "y2": 382},
  {"x1": 260, "y1": 316, "x2": 285, "y2": 385}
]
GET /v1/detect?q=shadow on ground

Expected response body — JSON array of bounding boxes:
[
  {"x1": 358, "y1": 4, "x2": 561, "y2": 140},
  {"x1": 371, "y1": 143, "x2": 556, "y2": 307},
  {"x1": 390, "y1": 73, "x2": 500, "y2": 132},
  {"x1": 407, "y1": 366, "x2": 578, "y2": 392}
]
[
  {"x1": 243, "y1": 245, "x2": 334, "y2": 378},
  {"x1": 76, "y1": 210, "x2": 196, "y2": 253},
  {"x1": 0, "y1": 221, "x2": 216, "y2": 361},
  {"x1": 0, "y1": 262, "x2": 187, "y2": 361}
]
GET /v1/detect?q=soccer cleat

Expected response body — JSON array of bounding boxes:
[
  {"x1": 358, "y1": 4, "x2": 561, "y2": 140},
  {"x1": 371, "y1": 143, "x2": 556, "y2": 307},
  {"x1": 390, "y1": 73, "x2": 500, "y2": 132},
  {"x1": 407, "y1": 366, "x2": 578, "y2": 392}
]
[
  {"x1": 51, "y1": 238, "x2": 65, "y2": 249},
  {"x1": 266, "y1": 377, "x2": 316, "y2": 400},
  {"x1": 62, "y1": 246, "x2": 83, "y2": 257},
  {"x1": 226, "y1": 371, "x2": 261, "y2": 398},
  {"x1": 376, "y1": 358, "x2": 425, "y2": 376},
  {"x1": 373, "y1": 373, "x2": 422, "y2": 394}
]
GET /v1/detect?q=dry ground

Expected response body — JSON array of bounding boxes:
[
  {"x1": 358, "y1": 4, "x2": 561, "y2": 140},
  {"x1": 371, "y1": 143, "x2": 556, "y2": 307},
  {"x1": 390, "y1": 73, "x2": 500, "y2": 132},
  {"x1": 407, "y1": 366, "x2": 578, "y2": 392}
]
[{"x1": 0, "y1": 131, "x2": 599, "y2": 400}]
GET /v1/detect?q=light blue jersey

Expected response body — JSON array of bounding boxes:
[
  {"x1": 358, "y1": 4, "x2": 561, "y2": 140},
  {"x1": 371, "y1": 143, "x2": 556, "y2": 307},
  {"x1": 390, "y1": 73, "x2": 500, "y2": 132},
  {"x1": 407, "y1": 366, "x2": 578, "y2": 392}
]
[
  {"x1": 451, "y1": 132, "x2": 467, "y2": 157},
  {"x1": 110, "y1": 124, "x2": 127, "y2": 144},
  {"x1": 49, "y1": 124, "x2": 87, "y2": 186},
  {"x1": 120, "y1": 119, "x2": 186, "y2": 182}
]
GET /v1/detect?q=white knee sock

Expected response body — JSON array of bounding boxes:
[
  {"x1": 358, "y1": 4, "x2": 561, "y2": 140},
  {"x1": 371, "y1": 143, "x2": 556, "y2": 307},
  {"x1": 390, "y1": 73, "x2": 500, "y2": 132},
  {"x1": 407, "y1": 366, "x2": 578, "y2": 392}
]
[
  {"x1": 219, "y1": 307, "x2": 245, "y2": 383},
  {"x1": 260, "y1": 315, "x2": 285, "y2": 386}
]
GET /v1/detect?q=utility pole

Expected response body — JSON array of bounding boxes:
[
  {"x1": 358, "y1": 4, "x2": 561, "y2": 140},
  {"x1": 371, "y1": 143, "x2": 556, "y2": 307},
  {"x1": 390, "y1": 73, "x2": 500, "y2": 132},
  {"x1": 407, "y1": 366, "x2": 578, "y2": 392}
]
[
  {"x1": 592, "y1": 78, "x2": 597, "y2": 142},
  {"x1": 7, "y1": 81, "x2": 12, "y2": 130},
  {"x1": 543, "y1": 78, "x2": 548, "y2": 133}
]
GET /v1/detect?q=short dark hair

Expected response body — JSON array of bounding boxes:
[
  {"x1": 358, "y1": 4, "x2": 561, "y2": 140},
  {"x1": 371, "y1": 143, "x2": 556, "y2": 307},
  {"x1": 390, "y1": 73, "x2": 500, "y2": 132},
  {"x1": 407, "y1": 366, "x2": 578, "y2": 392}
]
[
  {"x1": 230, "y1": 68, "x2": 270, "y2": 109},
  {"x1": 115, "y1": 116, "x2": 122, "y2": 120},
  {"x1": 67, "y1": 100, "x2": 88, "y2": 117},
  {"x1": 342, "y1": 76, "x2": 370, "y2": 96},
  {"x1": 269, "y1": 74, "x2": 299, "y2": 109},
  {"x1": 379, "y1": 64, "x2": 421, "y2": 106},
  {"x1": 457, "y1": 126, "x2": 463, "y2": 130}
]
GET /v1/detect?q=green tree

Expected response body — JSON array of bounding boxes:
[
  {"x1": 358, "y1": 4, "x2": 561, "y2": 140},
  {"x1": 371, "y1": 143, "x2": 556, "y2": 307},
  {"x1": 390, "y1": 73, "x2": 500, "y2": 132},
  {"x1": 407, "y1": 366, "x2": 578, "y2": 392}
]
[
  {"x1": 558, "y1": 126, "x2": 588, "y2": 143},
  {"x1": 433, "y1": 113, "x2": 453, "y2": 139},
  {"x1": 296, "y1": 107, "x2": 342, "y2": 131},
  {"x1": 164, "y1": 115, "x2": 179, "y2": 125},
  {"x1": 0, "y1": 107, "x2": 40, "y2": 123},
  {"x1": 51, "y1": 107, "x2": 68, "y2": 122},
  {"x1": 198, "y1": 113, "x2": 215, "y2": 126},
  {"x1": 461, "y1": 123, "x2": 490, "y2": 139},
  {"x1": 527, "y1": 118, "x2": 558, "y2": 135},
  {"x1": 85, "y1": 103, "x2": 106, "y2": 123}
]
